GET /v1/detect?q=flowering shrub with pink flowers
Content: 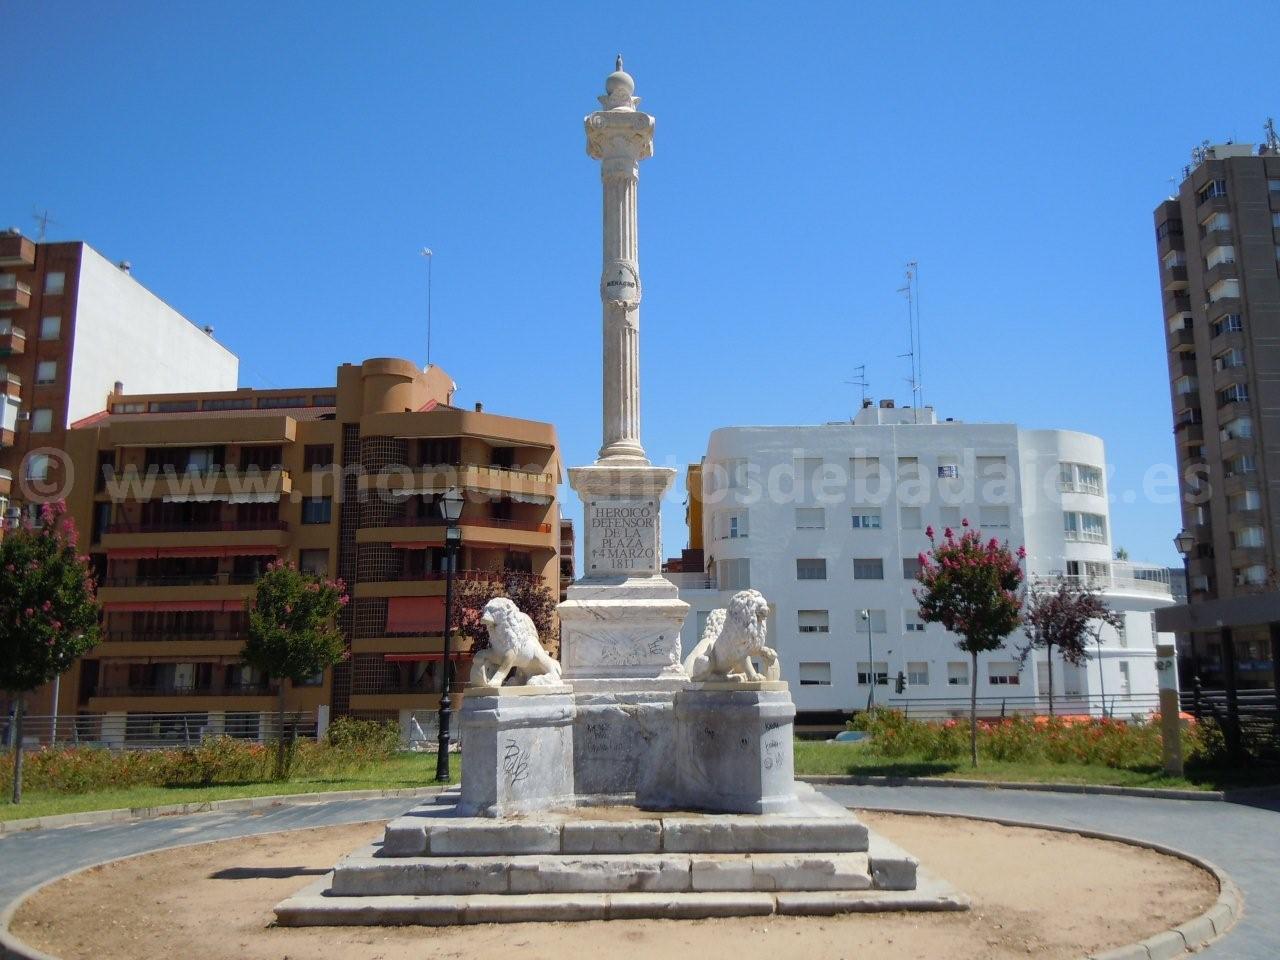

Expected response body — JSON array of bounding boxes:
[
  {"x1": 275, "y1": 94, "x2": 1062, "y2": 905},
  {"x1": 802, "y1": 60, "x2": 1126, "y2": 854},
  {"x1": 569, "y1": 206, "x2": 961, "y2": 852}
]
[
  {"x1": 0, "y1": 501, "x2": 101, "y2": 803},
  {"x1": 849, "y1": 708, "x2": 1208, "y2": 768},
  {"x1": 0, "y1": 717, "x2": 401, "y2": 796}
]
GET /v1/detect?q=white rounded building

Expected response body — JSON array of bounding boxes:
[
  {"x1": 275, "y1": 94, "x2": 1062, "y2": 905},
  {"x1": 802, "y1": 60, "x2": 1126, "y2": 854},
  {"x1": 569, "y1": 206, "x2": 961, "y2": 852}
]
[{"x1": 670, "y1": 401, "x2": 1174, "y2": 723}]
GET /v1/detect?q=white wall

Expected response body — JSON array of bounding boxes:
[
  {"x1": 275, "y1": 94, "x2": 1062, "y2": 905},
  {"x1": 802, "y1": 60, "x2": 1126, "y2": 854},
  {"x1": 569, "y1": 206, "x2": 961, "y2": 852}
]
[
  {"x1": 66, "y1": 245, "x2": 239, "y2": 424},
  {"x1": 685, "y1": 414, "x2": 1174, "y2": 717}
]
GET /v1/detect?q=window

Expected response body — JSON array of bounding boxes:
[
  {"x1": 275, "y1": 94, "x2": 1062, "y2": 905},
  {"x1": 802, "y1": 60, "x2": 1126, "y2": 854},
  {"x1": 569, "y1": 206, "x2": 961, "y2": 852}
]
[
  {"x1": 1173, "y1": 375, "x2": 1198, "y2": 395},
  {"x1": 1270, "y1": 179, "x2": 1280, "y2": 193},
  {"x1": 1211, "y1": 314, "x2": 1243, "y2": 337},
  {"x1": 976, "y1": 455, "x2": 1008, "y2": 481},
  {"x1": 202, "y1": 397, "x2": 253, "y2": 412},
  {"x1": 859, "y1": 609, "x2": 887, "y2": 633},
  {"x1": 1274, "y1": 212, "x2": 1280, "y2": 228},
  {"x1": 988, "y1": 661, "x2": 1020, "y2": 685},
  {"x1": 851, "y1": 509, "x2": 882, "y2": 530},
  {"x1": 798, "y1": 610, "x2": 829, "y2": 634},
  {"x1": 1220, "y1": 416, "x2": 1253, "y2": 441},
  {"x1": 303, "y1": 444, "x2": 335, "y2": 470},
  {"x1": 900, "y1": 506, "x2": 922, "y2": 530},
  {"x1": 902, "y1": 557, "x2": 922, "y2": 579},
  {"x1": 38, "y1": 316, "x2": 60, "y2": 340},
  {"x1": 979, "y1": 506, "x2": 1010, "y2": 529},
  {"x1": 719, "y1": 558, "x2": 751, "y2": 590},
  {"x1": 1226, "y1": 454, "x2": 1257, "y2": 477},
  {"x1": 25, "y1": 453, "x2": 50, "y2": 480},
  {"x1": 939, "y1": 506, "x2": 961, "y2": 529},
  {"x1": 1118, "y1": 661, "x2": 1131, "y2": 695},
  {"x1": 905, "y1": 620, "x2": 926, "y2": 633},
  {"x1": 1236, "y1": 564, "x2": 1267, "y2": 586},
  {"x1": 937, "y1": 459, "x2": 960, "y2": 479},
  {"x1": 850, "y1": 456, "x2": 881, "y2": 481},
  {"x1": 1234, "y1": 526, "x2": 1264, "y2": 548},
  {"x1": 35, "y1": 360, "x2": 56, "y2": 385},
  {"x1": 298, "y1": 549, "x2": 329, "y2": 575},
  {"x1": 856, "y1": 661, "x2": 889, "y2": 686},
  {"x1": 798, "y1": 662, "x2": 832, "y2": 686},
  {"x1": 44, "y1": 272, "x2": 65, "y2": 295},
  {"x1": 796, "y1": 458, "x2": 821, "y2": 498},
  {"x1": 1205, "y1": 245, "x2": 1236, "y2": 269},
  {"x1": 301, "y1": 496, "x2": 332, "y2": 524},
  {"x1": 1218, "y1": 383, "x2": 1249, "y2": 406},
  {"x1": 1208, "y1": 278, "x2": 1240, "y2": 302},
  {"x1": 1156, "y1": 219, "x2": 1183, "y2": 241},
  {"x1": 256, "y1": 395, "x2": 307, "y2": 409},
  {"x1": 796, "y1": 558, "x2": 827, "y2": 580},
  {"x1": 795, "y1": 507, "x2": 825, "y2": 529},
  {"x1": 907, "y1": 662, "x2": 929, "y2": 686},
  {"x1": 1197, "y1": 179, "x2": 1227, "y2": 203},
  {"x1": 1229, "y1": 489, "x2": 1261, "y2": 512},
  {"x1": 1201, "y1": 211, "x2": 1230, "y2": 233},
  {"x1": 722, "y1": 458, "x2": 748, "y2": 490},
  {"x1": 1163, "y1": 249, "x2": 1186, "y2": 268},
  {"x1": 853, "y1": 558, "x2": 884, "y2": 580},
  {"x1": 1214, "y1": 348, "x2": 1246, "y2": 371},
  {"x1": 1063, "y1": 511, "x2": 1106, "y2": 543},
  {"x1": 30, "y1": 408, "x2": 52, "y2": 433},
  {"x1": 897, "y1": 456, "x2": 919, "y2": 480},
  {"x1": 717, "y1": 510, "x2": 749, "y2": 539},
  {"x1": 947, "y1": 661, "x2": 969, "y2": 686}
]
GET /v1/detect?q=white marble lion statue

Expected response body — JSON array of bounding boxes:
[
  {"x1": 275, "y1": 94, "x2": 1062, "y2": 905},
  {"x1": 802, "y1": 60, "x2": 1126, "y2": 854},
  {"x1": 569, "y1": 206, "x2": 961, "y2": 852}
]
[
  {"x1": 682, "y1": 589, "x2": 780, "y2": 683},
  {"x1": 468, "y1": 597, "x2": 563, "y2": 689}
]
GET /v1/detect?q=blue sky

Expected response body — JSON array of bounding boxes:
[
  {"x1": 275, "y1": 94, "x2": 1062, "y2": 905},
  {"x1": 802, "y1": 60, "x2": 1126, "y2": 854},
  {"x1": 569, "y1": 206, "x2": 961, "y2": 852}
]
[{"x1": 5, "y1": 1, "x2": 1277, "y2": 566}]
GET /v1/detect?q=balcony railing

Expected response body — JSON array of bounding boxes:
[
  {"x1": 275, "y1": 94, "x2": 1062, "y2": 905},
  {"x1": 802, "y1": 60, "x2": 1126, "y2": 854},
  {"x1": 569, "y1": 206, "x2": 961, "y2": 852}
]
[
  {"x1": 92, "y1": 683, "x2": 273, "y2": 698},
  {"x1": 101, "y1": 572, "x2": 261, "y2": 587},
  {"x1": 377, "y1": 568, "x2": 513, "y2": 583},
  {"x1": 104, "y1": 519, "x2": 289, "y2": 534},
  {"x1": 104, "y1": 630, "x2": 244, "y2": 642},
  {"x1": 368, "y1": 514, "x2": 552, "y2": 533},
  {"x1": 664, "y1": 572, "x2": 721, "y2": 590}
]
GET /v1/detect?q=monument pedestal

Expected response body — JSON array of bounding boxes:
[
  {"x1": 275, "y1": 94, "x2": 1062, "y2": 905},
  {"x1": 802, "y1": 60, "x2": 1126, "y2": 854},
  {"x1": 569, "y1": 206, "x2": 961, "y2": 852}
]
[
  {"x1": 457, "y1": 686, "x2": 576, "y2": 817},
  {"x1": 674, "y1": 682, "x2": 797, "y2": 815}
]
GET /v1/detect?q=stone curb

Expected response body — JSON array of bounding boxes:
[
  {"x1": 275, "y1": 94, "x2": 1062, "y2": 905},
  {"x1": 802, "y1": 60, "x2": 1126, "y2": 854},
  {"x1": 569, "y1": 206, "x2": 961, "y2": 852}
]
[
  {"x1": 0, "y1": 785, "x2": 449, "y2": 836},
  {"x1": 857, "y1": 805, "x2": 1243, "y2": 960},
  {"x1": 798, "y1": 774, "x2": 1224, "y2": 801}
]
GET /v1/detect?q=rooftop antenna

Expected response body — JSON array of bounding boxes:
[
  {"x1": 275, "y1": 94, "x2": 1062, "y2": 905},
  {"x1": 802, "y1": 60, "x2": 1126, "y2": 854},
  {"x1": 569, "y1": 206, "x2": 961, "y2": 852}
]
[
  {"x1": 843, "y1": 364, "x2": 869, "y2": 416},
  {"x1": 1265, "y1": 117, "x2": 1280, "y2": 153},
  {"x1": 898, "y1": 261, "x2": 922, "y2": 422},
  {"x1": 421, "y1": 247, "x2": 434, "y2": 368},
  {"x1": 31, "y1": 209, "x2": 57, "y2": 242}
]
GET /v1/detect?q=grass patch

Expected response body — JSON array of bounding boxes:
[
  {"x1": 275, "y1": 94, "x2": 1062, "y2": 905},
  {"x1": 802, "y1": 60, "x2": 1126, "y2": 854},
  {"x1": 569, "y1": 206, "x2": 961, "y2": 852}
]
[
  {"x1": 794, "y1": 740, "x2": 1279, "y2": 791},
  {"x1": 0, "y1": 752, "x2": 455, "y2": 822}
]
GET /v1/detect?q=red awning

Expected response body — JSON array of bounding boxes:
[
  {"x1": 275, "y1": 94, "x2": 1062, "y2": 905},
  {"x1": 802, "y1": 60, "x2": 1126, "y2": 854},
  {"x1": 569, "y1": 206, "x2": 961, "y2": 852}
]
[
  {"x1": 107, "y1": 545, "x2": 279, "y2": 560},
  {"x1": 385, "y1": 596, "x2": 445, "y2": 634},
  {"x1": 103, "y1": 600, "x2": 244, "y2": 613}
]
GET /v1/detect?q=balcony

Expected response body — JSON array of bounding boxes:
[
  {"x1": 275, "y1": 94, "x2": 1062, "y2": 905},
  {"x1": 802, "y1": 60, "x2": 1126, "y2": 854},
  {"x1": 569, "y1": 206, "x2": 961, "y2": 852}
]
[
  {"x1": 352, "y1": 568, "x2": 504, "y2": 599},
  {"x1": 107, "y1": 467, "x2": 292, "y2": 502},
  {"x1": 1219, "y1": 436, "x2": 1254, "y2": 462},
  {"x1": 1210, "y1": 328, "x2": 1245, "y2": 353},
  {"x1": 1201, "y1": 227, "x2": 1233, "y2": 249},
  {"x1": 0, "y1": 277, "x2": 31, "y2": 312},
  {"x1": 1167, "y1": 326, "x2": 1195, "y2": 352},
  {"x1": 1162, "y1": 264, "x2": 1188, "y2": 291},
  {"x1": 0, "y1": 234, "x2": 35, "y2": 267},
  {"x1": 1164, "y1": 294, "x2": 1191, "y2": 318},
  {"x1": 1227, "y1": 509, "x2": 1263, "y2": 530},
  {"x1": 1203, "y1": 260, "x2": 1238, "y2": 291},
  {"x1": 1196, "y1": 193, "x2": 1230, "y2": 222},
  {"x1": 357, "y1": 463, "x2": 556, "y2": 500},
  {"x1": 1212, "y1": 363, "x2": 1249, "y2": 394},
  {"x1": 357, "y1": 514, "x2": 554, "y2": 550},
  {"x1": 0, "y1": 371, "x2": 19, "y2": 398},
  {"x1": 91, "y1": 683, "x2": 273, "y2": 699},
  {"x1": 101, "y1": 519, "x2": 290, "y2": 552},
  {"x1": 0, "y1": 468, "x2": 10, "y2": 497},
  {"x1": 1229, "y1": 546, "x2": 1267, "y2": 569},
  {"x1": 101, "y1": 572, "x2": 261, "y2": 588},
  {"x1": 0, "y1": 322, "x2": 24, "y2": 357},
  {"x1": 1174, "y1": 421, "x2": 1203, "y2": 445},
  {"x1": 1171, "y1": 354, "x2": 1198, "y2": 379}
]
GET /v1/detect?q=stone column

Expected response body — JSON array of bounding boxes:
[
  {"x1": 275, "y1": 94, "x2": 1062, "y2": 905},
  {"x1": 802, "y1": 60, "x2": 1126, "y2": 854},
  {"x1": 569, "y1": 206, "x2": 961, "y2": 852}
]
[{"x1": 586, "y1": 58, "x2": 654, "y2": 464}]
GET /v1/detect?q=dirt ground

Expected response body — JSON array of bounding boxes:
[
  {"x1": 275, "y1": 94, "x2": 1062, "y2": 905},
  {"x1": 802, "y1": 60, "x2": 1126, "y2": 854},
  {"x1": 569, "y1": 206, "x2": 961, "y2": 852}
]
[{"x1": 10, "y1": 810, "x2": 1219, "y2": 960}]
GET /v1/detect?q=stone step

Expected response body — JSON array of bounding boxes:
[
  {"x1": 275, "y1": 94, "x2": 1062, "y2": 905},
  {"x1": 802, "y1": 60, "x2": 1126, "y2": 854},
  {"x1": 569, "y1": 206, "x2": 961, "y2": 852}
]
[
  {"x1": 331, "y1": 850, "x2": 873, "y2": 896},
  {"x1": 275, "y1": 881, "x2": 969, "y2": 927},
  {"x1": 383, "y1": 810, "x2": 869, "y2": 858}
]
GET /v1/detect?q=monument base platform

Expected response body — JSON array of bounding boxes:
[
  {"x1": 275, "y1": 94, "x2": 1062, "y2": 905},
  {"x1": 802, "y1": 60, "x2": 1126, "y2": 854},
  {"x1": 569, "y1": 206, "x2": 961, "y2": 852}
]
[{"x1": 273, "y1": 784, "x2": 967, "y2": 926}]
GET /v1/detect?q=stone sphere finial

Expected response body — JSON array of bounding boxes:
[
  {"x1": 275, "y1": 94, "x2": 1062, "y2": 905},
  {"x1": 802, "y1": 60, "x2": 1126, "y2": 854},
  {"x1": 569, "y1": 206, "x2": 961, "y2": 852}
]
[{"x1": 601, "y1": 54, "x2": 637, "y2": 110}]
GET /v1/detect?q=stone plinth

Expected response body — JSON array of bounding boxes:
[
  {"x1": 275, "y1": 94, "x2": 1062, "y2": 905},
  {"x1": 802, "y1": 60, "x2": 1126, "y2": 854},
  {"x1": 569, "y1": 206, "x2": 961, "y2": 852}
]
[
  {"x1": 673, "y1": 682, "x2": 797, "y2": 815},
  {"x1": 458, "y1": 687, "x2": 575, "y2": 817},
  {"x1": 571, "y1": 684, "x2": 681, "y2": 806}
]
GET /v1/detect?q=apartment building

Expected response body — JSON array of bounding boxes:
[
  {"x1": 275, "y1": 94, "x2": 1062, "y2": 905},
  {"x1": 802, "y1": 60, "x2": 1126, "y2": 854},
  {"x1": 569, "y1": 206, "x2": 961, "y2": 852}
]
[
  {"x1": 559, "y1": 519, "x2": 575, "y2": 600},
  {"x1": 1151, "y1": 139, "x2": 1280, "y2": 709},
  {"x1": 671, "y1": 401, "x2": 1175, "y2": 723},
  {"x1": 37, "y1": 357, "x2": 561, "y2": 744},
  {"x1": 0, "y1": 230, "x2": 238, "y2": 521}
]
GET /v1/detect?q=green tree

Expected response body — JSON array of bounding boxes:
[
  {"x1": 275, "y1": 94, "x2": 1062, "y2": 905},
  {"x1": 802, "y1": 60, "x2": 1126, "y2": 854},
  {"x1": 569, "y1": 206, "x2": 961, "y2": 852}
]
[
  {"x1": 915, "y1": 521, "x2": 1024, "y2": 766},
  {"x1": 241, "y1": 561, "x2": 348, "y2": 778},
  {"x1": 0, "y1": 502, "x2": 101, "y2": 804},
  {"x1": 1019, "y1": 576, "x2": 1123, "y2": 716}
]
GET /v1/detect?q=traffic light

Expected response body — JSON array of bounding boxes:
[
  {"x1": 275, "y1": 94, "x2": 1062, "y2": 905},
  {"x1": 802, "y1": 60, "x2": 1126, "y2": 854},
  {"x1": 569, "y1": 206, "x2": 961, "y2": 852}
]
[{"x1": 894, "y1": 671, "x2": 907, "y2": 695}]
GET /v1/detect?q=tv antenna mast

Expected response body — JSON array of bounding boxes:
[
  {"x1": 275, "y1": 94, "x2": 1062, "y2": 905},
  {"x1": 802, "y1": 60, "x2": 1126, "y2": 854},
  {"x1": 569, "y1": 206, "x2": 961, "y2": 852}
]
[
  {"x1": 897, "y1": 261, "x2": 923, "y2": 422},
  {"x1": 843, "y1": 364, "x2": 869, "y2": 415},
  {"x1": 1265, "y1": 117, "x2": 1279, "y2": 154},
  {"x1": 421, "y1": 248, "x2": 434, "y2": 368},
  {"x1": 31, "y1": 209, "x2": 57, "y2": 242}
]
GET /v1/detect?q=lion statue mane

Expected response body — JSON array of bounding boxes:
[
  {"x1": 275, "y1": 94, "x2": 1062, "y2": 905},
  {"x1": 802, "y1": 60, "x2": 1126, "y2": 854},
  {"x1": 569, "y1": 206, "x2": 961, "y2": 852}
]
[
  {"x1": 682, "y1": 589, "x2": 779, "y2": 683},
  {"x1": 468, "y1": 597, "x2": 563, "y2": 689}
]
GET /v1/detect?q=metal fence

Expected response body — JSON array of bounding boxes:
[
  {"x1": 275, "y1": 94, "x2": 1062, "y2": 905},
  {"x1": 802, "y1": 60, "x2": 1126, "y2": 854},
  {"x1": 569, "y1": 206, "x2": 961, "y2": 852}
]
[
  {"x1": 883, "y1": 691, "x2": 1163, "y2": 721},
  {"x1": 1, "y1": 710, "x2": 319, "y2": 750},
  {"x1": 1181, "y1": 685, "x2": 1280, "y2": 760}
]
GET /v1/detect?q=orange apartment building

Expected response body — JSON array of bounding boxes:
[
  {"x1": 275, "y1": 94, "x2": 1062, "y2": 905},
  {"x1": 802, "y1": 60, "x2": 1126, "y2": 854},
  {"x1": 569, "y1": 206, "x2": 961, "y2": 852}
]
[{"x1": 33, "y1": 357, "x2": 562, "y2": 745}]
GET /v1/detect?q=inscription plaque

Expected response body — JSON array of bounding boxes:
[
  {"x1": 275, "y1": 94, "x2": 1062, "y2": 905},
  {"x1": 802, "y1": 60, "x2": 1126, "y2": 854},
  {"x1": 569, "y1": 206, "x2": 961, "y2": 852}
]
[{"x1": 586, "y1": 497, "x2": 659, "y2": 575}]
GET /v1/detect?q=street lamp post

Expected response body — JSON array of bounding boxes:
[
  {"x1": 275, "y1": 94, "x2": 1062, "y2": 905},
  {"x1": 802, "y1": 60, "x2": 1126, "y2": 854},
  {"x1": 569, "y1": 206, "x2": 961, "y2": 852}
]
[
  {"x1": 435, "y1": 487, "x2": 465, "y2": 783},
  {"x1": 860, "y1": 609, "x2": 874, "y2": 712},
  {"x1": 1173, "y1": 528, "x2": 1196, "y2": 677}
]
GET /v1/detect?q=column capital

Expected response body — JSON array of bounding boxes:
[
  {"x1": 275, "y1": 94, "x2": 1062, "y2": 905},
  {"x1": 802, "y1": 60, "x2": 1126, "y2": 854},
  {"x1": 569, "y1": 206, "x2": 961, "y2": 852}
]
[{"x1": 585, "y1": 110, "x2": 655, "y2": 162}]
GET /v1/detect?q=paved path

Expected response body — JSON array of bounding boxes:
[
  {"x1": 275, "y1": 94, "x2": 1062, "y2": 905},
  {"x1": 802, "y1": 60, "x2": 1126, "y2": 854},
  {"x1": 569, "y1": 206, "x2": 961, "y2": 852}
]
[
  {"x1": 825, "y1": 784, "x2": 1280, "y2": 960},
  {"x1": 0, "y1": 787, "x2": 1276, "y2": 958}
]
